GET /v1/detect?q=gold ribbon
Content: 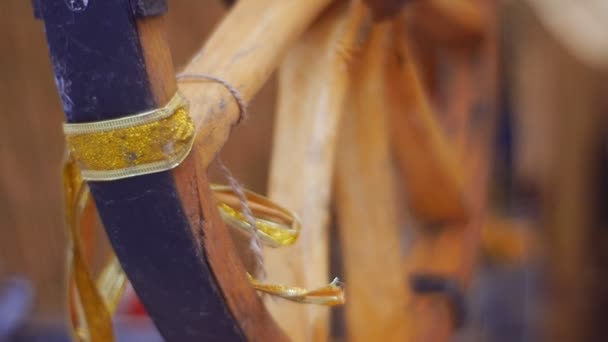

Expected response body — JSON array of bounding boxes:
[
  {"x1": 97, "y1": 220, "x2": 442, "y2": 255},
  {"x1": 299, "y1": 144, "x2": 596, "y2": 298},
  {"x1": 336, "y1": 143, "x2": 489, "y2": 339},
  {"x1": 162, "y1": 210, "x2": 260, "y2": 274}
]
[
  {"x1": 213, "y1": 185, "x2": 301, "y2": 247},
  {"x1": 64, "y1": 159, "x2": 116, "y2": 342},
  {"x1": 64, "y1": 92, "x2": 194, "y2": 181},
  {"x1": 63, "y1": 92, "x2": 345, "y2": 342}
]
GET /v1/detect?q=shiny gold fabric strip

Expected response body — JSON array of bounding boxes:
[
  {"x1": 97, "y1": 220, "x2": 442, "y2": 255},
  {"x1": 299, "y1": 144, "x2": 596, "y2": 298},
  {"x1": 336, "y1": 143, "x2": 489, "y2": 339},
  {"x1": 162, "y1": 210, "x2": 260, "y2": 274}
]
[
  {"x1": 64, "y1": 159, "x2": 114, "y2": 342},
  {"x1": 248, "y1": 274, "x2": 345, "y2": 306},
  {"x1": 64, "y1": 92, "x2": 194, "y2": 181},
  {"x1": 212, "y1": 184, "x2": 301, "y2": 247}
]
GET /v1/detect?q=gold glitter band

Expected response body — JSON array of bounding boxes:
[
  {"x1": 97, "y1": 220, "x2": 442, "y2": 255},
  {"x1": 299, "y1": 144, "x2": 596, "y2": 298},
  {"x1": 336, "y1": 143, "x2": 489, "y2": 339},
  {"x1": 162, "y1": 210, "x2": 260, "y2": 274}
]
[
  {"x1": 64, "y1": 92, "x2": 194, "y2": 181},
  {"x1": 212, "y1": 184, "x2": 301, "y2": 247}
]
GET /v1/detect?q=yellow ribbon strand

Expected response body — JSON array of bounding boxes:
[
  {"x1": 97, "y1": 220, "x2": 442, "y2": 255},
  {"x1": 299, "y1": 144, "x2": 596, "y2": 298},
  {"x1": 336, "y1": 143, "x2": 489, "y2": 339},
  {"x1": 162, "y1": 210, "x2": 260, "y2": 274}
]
[
  {"x1": 64, "y1": 159, "x2": 114, "y2": 342},
  {"x1": 248, "y1": 274, "x2": 346, "y2": 306},
  {"x1": 212, "y1": 184, "x2": 301, "y2": 247}
]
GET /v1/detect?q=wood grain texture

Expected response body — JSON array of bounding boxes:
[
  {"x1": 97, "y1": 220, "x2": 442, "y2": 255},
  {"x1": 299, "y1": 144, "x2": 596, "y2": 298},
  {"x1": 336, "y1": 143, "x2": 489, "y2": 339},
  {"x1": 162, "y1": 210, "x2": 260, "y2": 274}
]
[
  {"x1": 139, "y1": 15, "x2": 288, "y2": 341},
  {"x1": 264, "y1": 2, "x2": 370, "y2": 341},
  {"x1": 178, "y1": 0, "x2": 334, "y2": 169},
  {"x1": 387, "y1": 20, "x2": 468, "y2": 224},
  {"x1": 335, "y1": 21, "x2": 410, "y2": 342}
]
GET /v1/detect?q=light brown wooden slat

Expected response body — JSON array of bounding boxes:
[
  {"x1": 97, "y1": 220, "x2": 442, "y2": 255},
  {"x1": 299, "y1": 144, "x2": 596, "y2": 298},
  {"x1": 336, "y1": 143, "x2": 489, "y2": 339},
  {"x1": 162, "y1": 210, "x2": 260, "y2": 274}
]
[
  {"x1": 178, "y1": 0, "x2": 335, "y2": 169},
  {"x1": 265, "y1": 2, "x2": 370, "y2": 340},
  {"x1": 138, "y1": 15, "x2": 289, "y2": 340},
  {"x1": 335, "y1": 21, "x2": 410, "y2": 342}
]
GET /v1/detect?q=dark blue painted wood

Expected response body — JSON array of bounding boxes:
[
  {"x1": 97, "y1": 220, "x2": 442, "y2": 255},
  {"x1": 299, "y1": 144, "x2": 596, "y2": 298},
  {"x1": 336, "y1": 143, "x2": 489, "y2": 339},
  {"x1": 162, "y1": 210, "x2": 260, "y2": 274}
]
[
  {"x1": 37, "y1": 1, "x2": 244, "y2": 340},
  {"x1": 130, "y1": 0, "x2": 168, "y2": 17}
]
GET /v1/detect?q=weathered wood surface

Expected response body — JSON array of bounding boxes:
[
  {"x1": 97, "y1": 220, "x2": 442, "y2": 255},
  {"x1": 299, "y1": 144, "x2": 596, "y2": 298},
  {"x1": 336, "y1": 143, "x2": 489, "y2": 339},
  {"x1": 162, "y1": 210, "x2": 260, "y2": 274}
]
[
  {"x1": 335, "y1": 21, "x2": 410, "y2": 342},
  {"x1": 265, "y1": 2, "x2": 370, "y2": 341},
  {"x1": 179, "y1": 0, "x2": 334, "y2": 169},
  {"x1": 142, "y1": 15, "x2": 290, "y2": 342}
]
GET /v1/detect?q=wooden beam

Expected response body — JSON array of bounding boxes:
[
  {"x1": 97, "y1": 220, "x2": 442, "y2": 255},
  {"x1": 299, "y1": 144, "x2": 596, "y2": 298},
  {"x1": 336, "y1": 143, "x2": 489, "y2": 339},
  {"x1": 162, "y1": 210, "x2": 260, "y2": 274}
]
[
  {"x1": 265, "y1": 2, "x2": 370, "y2": 341},
  {"x1": 178, "y1": 0, "x2": 334, "y2": 169},
  {"x1": 335, "y1": 21, "x2": 410, "y2": 342}
]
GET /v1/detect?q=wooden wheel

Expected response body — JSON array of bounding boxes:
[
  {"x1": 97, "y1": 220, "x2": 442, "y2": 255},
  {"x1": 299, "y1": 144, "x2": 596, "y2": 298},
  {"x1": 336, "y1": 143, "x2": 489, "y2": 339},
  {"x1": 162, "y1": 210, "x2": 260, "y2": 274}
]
[{"x1": 37, "y1": 0, "x2": 499, "y2": 341}]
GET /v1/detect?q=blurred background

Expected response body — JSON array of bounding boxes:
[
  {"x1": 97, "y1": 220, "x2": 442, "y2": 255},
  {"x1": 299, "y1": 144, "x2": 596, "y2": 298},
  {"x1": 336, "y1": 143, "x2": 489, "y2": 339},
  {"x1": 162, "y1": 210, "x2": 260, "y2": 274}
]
[{"x1": 1, "y1": 0, "x2": 607, "y2": 341}]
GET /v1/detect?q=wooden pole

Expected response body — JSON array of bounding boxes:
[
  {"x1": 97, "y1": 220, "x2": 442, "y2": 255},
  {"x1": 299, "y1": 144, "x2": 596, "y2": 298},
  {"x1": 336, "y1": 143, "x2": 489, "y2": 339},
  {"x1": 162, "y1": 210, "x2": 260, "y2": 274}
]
[{"x1": 178, "y1": 0, "x2": 334, "y2": 169}]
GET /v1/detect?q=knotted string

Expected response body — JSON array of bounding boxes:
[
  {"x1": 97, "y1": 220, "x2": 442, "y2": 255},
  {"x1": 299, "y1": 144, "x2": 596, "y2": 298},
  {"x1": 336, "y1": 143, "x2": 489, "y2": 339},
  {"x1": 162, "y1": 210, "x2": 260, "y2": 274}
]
[{"x1": 176, "y1": 73, "x2": 248, "y2": 123}]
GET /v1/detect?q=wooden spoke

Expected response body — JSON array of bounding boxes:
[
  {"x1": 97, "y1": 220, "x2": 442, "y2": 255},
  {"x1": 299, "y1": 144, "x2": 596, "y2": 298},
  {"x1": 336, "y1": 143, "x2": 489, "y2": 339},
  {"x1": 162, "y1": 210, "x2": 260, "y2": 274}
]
[
  {"x1": 178, "y1": 0, "x2": 334, "y2": 169},
  {"x1": 265, "y1": 2, "x2": 370, "y2": 341},
  {"x1": 335, "y1": 21, "x2": 410, "y2": 342}
]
